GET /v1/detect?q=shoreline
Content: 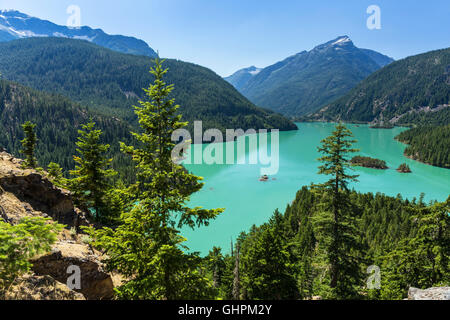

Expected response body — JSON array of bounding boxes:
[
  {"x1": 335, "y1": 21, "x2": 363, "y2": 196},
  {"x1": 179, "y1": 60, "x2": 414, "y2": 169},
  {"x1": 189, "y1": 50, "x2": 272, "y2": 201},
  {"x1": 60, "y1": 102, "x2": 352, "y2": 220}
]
[
  {"x1": 395, "y1": 138, "x2": 449, "y2": 170},
  {"x1": 297, "y1": 119, "x2": 412, "y2": 129}
]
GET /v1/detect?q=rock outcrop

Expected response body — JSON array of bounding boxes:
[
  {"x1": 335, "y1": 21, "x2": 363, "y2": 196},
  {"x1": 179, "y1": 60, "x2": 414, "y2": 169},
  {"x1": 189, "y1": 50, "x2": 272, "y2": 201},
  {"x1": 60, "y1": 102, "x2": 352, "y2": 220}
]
[
  {"x1": 31, "y1": 242, "x2": 115, "y2": 300},
  {"x1": 4, "y1": 275, "x2": 85, "y2": 300},
  {"x1": 0, "y1": 150, "x2": 89, "y2": 228},
  {"x1": 408, "y1": 287, "x2": 450, "y2": 300},
  {"x1": 0, "y1": 150, "x2": 115, "y2": 300}
]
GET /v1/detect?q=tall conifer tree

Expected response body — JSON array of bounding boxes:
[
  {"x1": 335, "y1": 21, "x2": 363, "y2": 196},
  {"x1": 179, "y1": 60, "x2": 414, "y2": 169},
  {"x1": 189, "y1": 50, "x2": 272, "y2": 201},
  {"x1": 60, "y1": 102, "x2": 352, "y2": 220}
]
[
  {"x1": 69, "y1": 121, "x2": 117, "y2": 221},
  {"x1": 315, "y1": 123, "x2": 362, "y2": 299},
  {"x1": 20, "y1": 121, "x2": 37, "y2": 168},
  {"x1": 88, "y1": 59, "x2": 223, "y2": 299}
]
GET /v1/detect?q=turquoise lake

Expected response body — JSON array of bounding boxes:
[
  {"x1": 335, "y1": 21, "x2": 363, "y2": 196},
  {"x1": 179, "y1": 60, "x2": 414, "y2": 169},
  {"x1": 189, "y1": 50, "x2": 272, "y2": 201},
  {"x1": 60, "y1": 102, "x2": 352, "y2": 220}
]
[{"x1": 183, "y1": 122, "x2": 450, "y2": 255}]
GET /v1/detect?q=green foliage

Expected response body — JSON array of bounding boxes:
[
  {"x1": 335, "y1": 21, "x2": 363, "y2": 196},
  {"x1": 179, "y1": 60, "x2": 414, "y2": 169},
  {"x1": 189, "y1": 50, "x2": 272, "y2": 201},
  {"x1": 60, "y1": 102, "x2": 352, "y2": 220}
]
[
  {"x1": 380, "y1": 199, "x2": 449, "y2": 299},
  {"x1": 396, "y1": 125, "x2": 450, "y2": 168},
  {"x1": 47, "y1": 162, "x2": 67, "y2": 188},
  {"x1": 205, "y1": 247, "x2": 226, "y2": 292},
  {"x1": 0, "y1": 217, "x2": 63, "y2": 296},
  {"x1": 20, "y1": 121, "x2": 37, "y2": 168},
  {"x1": 240, "y1": 210, "x2": 298, "y2": 300},
  {"x1": 396, "y1": 108, "x2": 450, "y2": 127},
  {"x1": 67, "y1": 121, "x2": 119, "y2": 223},
  {"x1": 315, "y1": 48, "x2": 450, "y2": 124},
  {"x1": 350, "y1": 156, "x2": 388, "y2": 169},
  {"x1": 218, "y1": 186, "x2": 448, "y2": 300},
  {"x1": 0, "y1": 79, "x2": 135, "y2": 183},
  {"x1": 86, "y1": 59, "x2": 223, "y2": 300},
  {"x1": 314, "y1": 123, "x2": 362, "y2": 299},
  {"x1": 0, "y1": 37, "x2": 297, "y2": 133},
  {"x1": 397, "y1": 163, "x2": 412, "y2": 173}
]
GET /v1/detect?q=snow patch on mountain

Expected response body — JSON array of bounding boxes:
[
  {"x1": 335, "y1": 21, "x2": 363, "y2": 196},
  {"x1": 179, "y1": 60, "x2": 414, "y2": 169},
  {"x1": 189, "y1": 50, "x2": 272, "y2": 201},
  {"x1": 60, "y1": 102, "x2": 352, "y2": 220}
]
[
  {"x1": 0, "y1": 9, "x2": 157, "y2": 57},
  {"x1": 249, "y1": 68, "x2": 262, "y2": 76},
  {"x1": 73, "y1": 35, "x2": 96, "y2": 42},
  {"x1": 331, "y1": 36, "x2": 351, "y2": 46}
]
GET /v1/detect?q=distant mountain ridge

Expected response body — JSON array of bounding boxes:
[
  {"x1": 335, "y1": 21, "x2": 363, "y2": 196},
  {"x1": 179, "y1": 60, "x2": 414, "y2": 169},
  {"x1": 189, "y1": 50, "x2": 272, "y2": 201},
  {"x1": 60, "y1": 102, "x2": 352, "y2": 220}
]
[
  {"x1": 226, "y1": 36, "x2": 394, "y2": 117},
  {"x1": 0, "y1": 37, "x2": 297, "y2": 134},
  {"x1": 0, "y1": 9, "x2": 157, "y2": 57},
  {"x1": 224, "y1": 66, "x2": 262, "y2": 91},
  {"x1": 310, "y1": 47, "x2": 450, "y2": 125}
]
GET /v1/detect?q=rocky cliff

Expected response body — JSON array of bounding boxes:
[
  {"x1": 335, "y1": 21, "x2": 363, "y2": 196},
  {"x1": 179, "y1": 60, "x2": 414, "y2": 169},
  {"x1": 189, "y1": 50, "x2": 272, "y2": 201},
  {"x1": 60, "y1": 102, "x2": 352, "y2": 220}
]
[
  {"x1": 0, "y1": 149, "x2": 117, "y2": 300},
  {"x1": 408, "y1": 287, "x2": 450, "y2": 300}
]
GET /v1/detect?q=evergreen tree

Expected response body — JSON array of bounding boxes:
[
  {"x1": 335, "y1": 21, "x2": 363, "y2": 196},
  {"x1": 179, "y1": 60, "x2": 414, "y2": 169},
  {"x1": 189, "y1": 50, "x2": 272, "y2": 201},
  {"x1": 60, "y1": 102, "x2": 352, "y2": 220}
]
[
  {"x1": 20, "y1": 121, "x2": 37, "y2": 169},
  {"x1": 87, "y1": 59, "x2": 223, "y2": 299},
  {"x1": 293, "y1": 213, "x2": 316, "y2": 299},
  {"x1": 0, "y1": 217, "x2": 63, "y2": 298},
  {"x1": 232, "y1": 242, "x2": 241, "y2": 300},
  {"x1": 380, "y1": 198, "x2": 449, "y2": 299},
  {"x1": 68, "y1": 121, "x2": 117, "y2": 222},
  {"x1": 314, "y1": 123, "x2": 362, "y2": 299},
  {"x1": 47, "y1": 162, "x2": 67, "y2": 188},
  {"x1": 240, "y1": 210, "x2": 298, "y2": 300},
  {"x1": 206, "y1": 247, "x2": 226, "y2": 290}
]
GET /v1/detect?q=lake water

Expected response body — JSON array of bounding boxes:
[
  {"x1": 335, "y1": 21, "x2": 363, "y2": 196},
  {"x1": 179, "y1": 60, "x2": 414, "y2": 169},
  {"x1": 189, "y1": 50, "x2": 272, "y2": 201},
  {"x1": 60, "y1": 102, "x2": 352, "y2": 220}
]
[{"x1": 183, "y1": 122, "x2": 450, "y2": 255}]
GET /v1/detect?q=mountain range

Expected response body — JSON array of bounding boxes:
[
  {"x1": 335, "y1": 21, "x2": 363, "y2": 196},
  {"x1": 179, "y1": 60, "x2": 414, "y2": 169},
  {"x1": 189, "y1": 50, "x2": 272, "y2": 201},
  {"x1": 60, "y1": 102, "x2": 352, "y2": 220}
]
[
  {"x1": 225, "y1": 36, "x2": 394, "y2": 118},
  {"x1": 224, "y1": 66, "x2": 262, "y2": 91},
  {"x1": 309, "y1": 47, "x2": 450, "y2": 125},
  {"x1": 0, "y1": 37, "x2": 296, "y2": 135},
  {"x1": 0, "y1": 10, "x2": 297, "y2": 175},
  {"x1": 0, "y1": 9, "x2": 158, "y2": 57},
  {"x1": 0, "y1": 36, "x2": 294, "y2": 178}
]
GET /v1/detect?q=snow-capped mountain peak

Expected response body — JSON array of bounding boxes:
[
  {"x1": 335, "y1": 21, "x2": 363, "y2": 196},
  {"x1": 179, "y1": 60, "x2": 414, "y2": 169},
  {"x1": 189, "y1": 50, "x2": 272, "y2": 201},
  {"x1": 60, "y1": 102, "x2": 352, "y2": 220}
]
[
  {"x1": 331, "y1": 36, "x2": 351, "y2": 46},
  {"x1": 0, "y1": 9, "x2": 157, "y2": 57},
  {"x1": 313, "y1": 35, "x2": 354, "y2": 52}
]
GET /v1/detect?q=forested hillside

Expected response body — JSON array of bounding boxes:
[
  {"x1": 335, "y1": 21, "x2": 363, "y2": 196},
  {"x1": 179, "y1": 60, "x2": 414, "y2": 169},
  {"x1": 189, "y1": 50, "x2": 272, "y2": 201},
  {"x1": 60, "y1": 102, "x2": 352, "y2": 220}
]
[
  {"x1": 0, "y1": 10, "x2": 158, "y2": 57},
  {"x1": 396, "y1": 125, "x2": 450, "y2": 168},
  {"x1": 394, "y1": 107, "x2": 450, "y2": 126},
  {"x1": 0, "y1": 37, "x2": 297, "y2": 133},
  {"x1": 236, "y1": 36, "x2": 393, "y2": 117},
  {"x1": 209, "y1": 187, "x2": 449, "y2": 300},
  {"x1": 311, "y1": 48, "x2": 450, "y2": 124},
  {"x1": 0, "y1": 79, "x2": 134, "y2": 178}
]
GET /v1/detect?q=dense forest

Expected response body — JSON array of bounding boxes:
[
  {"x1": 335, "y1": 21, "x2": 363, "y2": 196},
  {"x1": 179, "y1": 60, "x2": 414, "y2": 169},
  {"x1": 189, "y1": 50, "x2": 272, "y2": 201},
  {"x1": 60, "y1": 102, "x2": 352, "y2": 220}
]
[
  {"x1": 1, "y1": 58, "x2": 448, "y2": 301},
  {"x1": 0, "y1": 79, "x2": 136, "y2": 181},
  {"x1": 395, "y1": 107, "x2": 450, "y2": 127},
  {"x1": 205, "y1": 188, "x2": 449, "y2": 300},
  {"x1": 350, "y1": 156, "x2": 388, "y2": 169},
  {"x1": 0, "y1": 37, "x2": 297, "y2": 133},
  {"x1": 310, "y1": 48, "x2": 450, "y2": 124},
  {"x1": 0, "y1": 37, "x2": 295, "y2": 181},
  {"x1": 202, "y1": 123, "x2": 448, "y2": 300},
  {"x1": 396, "y1": 125, "x2": 450, "y2": 168}
]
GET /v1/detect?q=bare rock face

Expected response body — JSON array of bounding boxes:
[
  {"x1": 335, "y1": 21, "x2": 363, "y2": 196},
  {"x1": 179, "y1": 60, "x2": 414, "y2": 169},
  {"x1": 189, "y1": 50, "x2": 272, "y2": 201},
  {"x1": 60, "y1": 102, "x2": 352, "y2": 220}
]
[
  {"x1": 0, "y1": 151, "x2": 115, "y2": 300},
  {"x1": 4, "y1": 275, "x2": 85, "y2": 300},
  {"x1": 30, "y1": 241, "x2": 115, "y2": 300},
  {"x1": 0, "y1": 151, "x2": 89, "y2": 228},
  {"x1": 408, "y1": 287, "x2": 450, "y2": 300}
]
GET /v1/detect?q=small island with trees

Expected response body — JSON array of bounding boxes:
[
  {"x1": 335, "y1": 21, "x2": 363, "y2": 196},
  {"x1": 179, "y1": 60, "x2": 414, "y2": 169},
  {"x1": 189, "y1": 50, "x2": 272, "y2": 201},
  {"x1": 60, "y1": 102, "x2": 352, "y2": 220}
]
[
  {"x1": 350, "y1": 156, "x2": 388, "y2": 169},
  {"x1": 397, "y1": 163, "x2": 412, "y2": 173}
]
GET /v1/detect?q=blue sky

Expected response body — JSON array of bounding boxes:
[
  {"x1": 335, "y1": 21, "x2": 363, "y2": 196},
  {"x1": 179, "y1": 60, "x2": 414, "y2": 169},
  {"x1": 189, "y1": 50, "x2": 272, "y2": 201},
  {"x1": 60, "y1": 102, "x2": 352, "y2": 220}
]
[{"x1": 1, "y1": 0, "x2": 449, "y2": 76}]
